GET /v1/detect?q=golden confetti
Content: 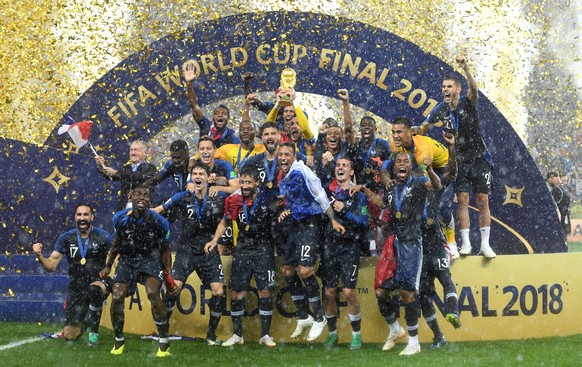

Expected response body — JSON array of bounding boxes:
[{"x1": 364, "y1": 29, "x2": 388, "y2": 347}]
[{"x1": 0, "y1": 0, "x2": 579, "y2": 176}]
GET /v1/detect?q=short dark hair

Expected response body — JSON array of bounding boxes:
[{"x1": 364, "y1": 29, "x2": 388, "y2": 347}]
[
  {"x1": 547, "y1": 171, "x2": 560, "y2": 180},
  {"x1": 279, "y1": 141, "x2": 296, "y2": 154},
  {"x1": 392, "y1": 117, "x2": 411, "y2": 128},
  {"x1": 198, "y1": 135, "x2": 215, "y2": 147},
  {"x1": 170, "y1": 139, "x2": 189, "y2": 152},
  {"x1": 260, "y1": 122, "x2": 279, "y2": 134},
  {"x1": 131, "y1": 185, "x2": 153, "y2": 200},
  {"x1": 393, "y1": 151, "x2": 411, "y2": 161},
  {"x1": 214, "y1": 104, "x2": 230, "y2": 118},
  {"x1": 75, "y1": 203, "x2": 95, "y2": 214},
  {"x1": 238, "y1": 165, "x2": 260, "y2": 182},
  {"x1": 191, "y1": 160, "x2": 211, "y2": 175},
  {"x1": 444, "y1": 75, "x2": 462, "y2": 87},
  {"x1": 360, "y1": 116, "x2": 376, "y2": 126},
  {"x1": 323, "y1": 117, "x2": 339, "y2": 128}
]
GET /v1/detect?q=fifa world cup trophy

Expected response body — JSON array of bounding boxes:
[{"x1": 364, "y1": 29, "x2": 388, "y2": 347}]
[{"x1": 278, "y1": 68, "x2": 297, "y2": 106}]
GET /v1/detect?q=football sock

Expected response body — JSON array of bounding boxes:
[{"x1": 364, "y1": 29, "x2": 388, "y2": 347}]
[
  {"x1": 231, "y1": 298, "x2": 245, "y2": 337},
  {"x1": 207, "y1": 295, "x2": 223, "y2": 340},
  {"x1": 258, "y1": 297, "x2": 273, "y2": 337}
]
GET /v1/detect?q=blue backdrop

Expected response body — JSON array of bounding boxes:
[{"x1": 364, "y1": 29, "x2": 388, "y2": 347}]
[{"x1": 0, "y1": 11, "x2": 565, "y2": 258}]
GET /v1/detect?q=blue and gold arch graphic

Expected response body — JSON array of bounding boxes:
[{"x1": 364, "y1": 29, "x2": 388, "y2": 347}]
[{"x1": 1, "y1": 11, "x2": 565, "y2": 255}]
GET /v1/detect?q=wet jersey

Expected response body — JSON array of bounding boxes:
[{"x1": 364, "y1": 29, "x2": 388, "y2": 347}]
[
  {"x1": 112, "y1": 209, "x2": 170, "y2": 257},
  {"x1": 54, "y1": 227, "x2": 112, "y2": 291}
]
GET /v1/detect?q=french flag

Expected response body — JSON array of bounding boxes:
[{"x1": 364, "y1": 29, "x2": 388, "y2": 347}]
[{"x1": 57, "y1": 115, "x2": 93, "y2": 148}]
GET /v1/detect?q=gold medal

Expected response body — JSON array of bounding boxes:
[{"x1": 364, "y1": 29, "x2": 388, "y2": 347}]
[
  {"x1": 395, "y1": 211, "x2": 402, "y2": 219},
  {"x1": 80, "y1": 258, "x2": 86, "y2": 265},
  {"x1": 426, "y1": 218, "x2": 434, "y2": 225},
  {"x1": 365, "y1": 167, "x2": 372, "y2": 174},
  {"x1": 267, "y1": 182, "x2": 273, "y2": 189},
  {"x1": 245, "y1": 225, "x2": 250, "y2": 231}
]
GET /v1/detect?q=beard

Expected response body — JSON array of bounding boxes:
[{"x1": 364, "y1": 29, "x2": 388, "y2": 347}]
[{"x1": 76, "y1": 220, "x2": 91, "y2": 234}]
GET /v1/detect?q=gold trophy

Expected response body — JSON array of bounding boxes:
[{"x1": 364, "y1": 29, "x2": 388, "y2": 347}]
[{"x1": 278, "y1": 68, "x2": 296, "y2": 106}]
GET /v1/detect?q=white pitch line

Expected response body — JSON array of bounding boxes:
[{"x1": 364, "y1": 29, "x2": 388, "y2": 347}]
[{"x1": 0, "y1": 337, "x2": 42, "y2": 351}]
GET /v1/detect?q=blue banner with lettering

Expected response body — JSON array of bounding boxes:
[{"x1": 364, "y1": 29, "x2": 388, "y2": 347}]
[{"x1": 0, "y1": 11, "x2": 565, "y2": 257}]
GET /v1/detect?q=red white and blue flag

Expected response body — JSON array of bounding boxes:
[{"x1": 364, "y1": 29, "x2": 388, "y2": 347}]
[{"x1": 57, "y1": 115, "x2": 93, "y2": 148}]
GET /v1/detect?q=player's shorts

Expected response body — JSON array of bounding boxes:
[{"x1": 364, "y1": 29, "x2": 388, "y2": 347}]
[
  {"x1": 394, "y1": 238, "x2": 423, "y2": 292},
  {"x1": 113, "y1": 252, "x2": 163, "y2": 295},
  {"x1": 456, "y1": 155, "x2": 492, "y2": 194},
  {"x1": 63, "y1": 288, "x2": 89, "y2": 326},
  {"x1": 419, "y1": 244, "x2": 451, "y2": 297},
  {"x1": 229, "y1": 252, "x2": 275, "y2": 292},
  {"x1": 63, "y1": 276, "x2": 112, "y2": 327},
  {"x1": 282, "y1": 215, "x2": 324, "y2": 267},
  {"x1": 320, "y1": 238, "x2": 360, "y2": 289},
  {"x1": 172, "y1": 246, "x2": 224, "y2": 285}
]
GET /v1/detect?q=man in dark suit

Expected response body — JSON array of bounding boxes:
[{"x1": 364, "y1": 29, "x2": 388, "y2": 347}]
[{"x1": 95, "y1": 140, "x2": 157, "y2": 211}]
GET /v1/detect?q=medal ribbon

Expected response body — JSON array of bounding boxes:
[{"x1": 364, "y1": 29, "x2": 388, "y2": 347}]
[
  {"x1": 394, "y1": 177, "x2": 413, "y2": 215},
  {"x1": 194, "y1": 192, "x2": 208, "y2": 226},
  {"x1": 449, "y1": 109, "x2": 458, "y2": 132},
  {"x1": 236, "y1": 145, "x2": 254, "y2": 171},
  {"x1": 76, "y1": 230, "x2": 90, "y2": 261},
  {"x1": 242, "y1": 196, "x2": 258, "y2": 226},
  {"x1": 264, "y1": 155, "x2": 278, "y2": 184},
  {"x1": 362, "y1": 139, "x2": 378, "y2": 169}
]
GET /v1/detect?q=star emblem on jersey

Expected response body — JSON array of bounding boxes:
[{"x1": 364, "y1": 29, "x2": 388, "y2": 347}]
[
  {"x1": 42, "y1": 166, "x2": 70, "y2": 193},
  {"x1": 502, "y1": 185, "x2": 524, "y2": 207}
]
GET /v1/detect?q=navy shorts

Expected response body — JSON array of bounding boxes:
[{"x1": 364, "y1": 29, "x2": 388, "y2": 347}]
[
  {"x1": 456, "y1": 155, "x2": 492, "y2": 194},
  {"x1": 172, "y1": 246, "x2": 224, "y2": 286},
  {"x1": 229, "y1": 253, "x2": 275, "y2": 292},
  {"x1": 419, "y1": 245, "x2": 451, "y2": 297},
  {"x1": 320, "y1": 238, "x2": 360, "y2": 289},
  {"x1": 394, "y1": 239, "x2": 423, "y2": 292},
  {"x1": 113, "y1": 252, "x2": 164, "y2": 294},
  {"x1": 282, "y1": 215, "x2": 324, "y2": 267}
]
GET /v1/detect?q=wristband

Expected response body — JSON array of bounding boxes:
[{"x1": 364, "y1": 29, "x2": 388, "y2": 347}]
[
  {"x1": 162, "y1": 198, "x2": 173, "y2": 210},
  {"x1": 420, "y1": 164, "x2": 427, "y2": 172}
]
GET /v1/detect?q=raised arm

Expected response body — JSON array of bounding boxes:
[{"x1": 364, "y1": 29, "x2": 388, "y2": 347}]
[
  {"x1": 424, "y1": 165, "x2": 442, "y2": 191},
  {"x1": 457, "y1": 56, "x2": 478, "y2": 101},
  {"x1": 337, "y1": 89, "x2": 356, "y2": 145},
  {"x1": 32, "y1": 243, "x2": 63, "y2": 272},
  {"x1": 184, "y1": 63, "x2": 204, "y2": 122}
]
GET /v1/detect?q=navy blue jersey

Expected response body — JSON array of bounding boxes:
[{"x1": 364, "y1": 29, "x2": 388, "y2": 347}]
[
  {"x1": 426, "y1": 97, "x2": 487, "y2": 162},
  {"x1": 54, "y1": 227, "x2": 112, "y2": 291},
  {"x1": 224, "y1": 189, "x2": 279, "y2": 255},
  {"x1": 197, "y1": 116, "x2": 240, "y2": 148},
  {"x1": 353, "y1": 138, "x2": 391, "y2": 186},
  {"x1": 158, "y1": 159, "x2": 190, "y2": 192},
  {"x1": 210, "y1": 158, "x2": 238, "y2": 183},
  {"x1": 385, "y1": 176, "x2": 429, "y2": 243},
  {"x1": 178, "y1": 193, "x2": 227, "y2": 255},
  {"x1": 112, "y1": 209, "x2": 170, "y2": 257},
  {"x1": 313, "y1": 134, "x2": 359, "y2": 188},
  {"x1": 326, "y1": 180, "x2": 369, "y2": 241},
  {"x1": 241, "y1": 153, "x2": 281, "y2": 193},
  {"x1": 420, "y1": 189, "x2": 447, "y2": 253}
]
